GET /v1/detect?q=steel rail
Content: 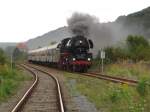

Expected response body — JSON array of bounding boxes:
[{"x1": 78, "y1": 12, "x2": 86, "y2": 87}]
[
  {"x1": 11, "y1": 64, "x2": 38, "y2": 112},
  {"x1": 82, "y1": 72, "x2": 138, "y2": 86},
  {"x1": 90, "y1": 72, "x2": 138, "y2": 83},
  {"x1": 25, "y1": 64, "x2": 65, "y2": 112}
]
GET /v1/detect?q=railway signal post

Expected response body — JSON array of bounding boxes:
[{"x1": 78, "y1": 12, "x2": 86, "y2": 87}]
[{"x1": 100, "y1": 50, "x2": 105, "y2": 73}]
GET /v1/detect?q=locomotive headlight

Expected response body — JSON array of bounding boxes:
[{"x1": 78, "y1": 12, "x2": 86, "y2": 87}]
[
  {"x1": 88, "y1": 58, "x2": 91, "y2": 61},
  {"x1": 73, "y1": 58, "x2": 76, "y2": 61},
  {"x1": 79, "y1": 40, "x2": 82, "y2": 43}
]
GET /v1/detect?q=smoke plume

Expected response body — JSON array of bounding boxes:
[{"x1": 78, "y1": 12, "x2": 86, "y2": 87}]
[
  {"x1": 67, "y1": 12, "x2": 115, "y2": 54},
  {"x1": 67, "y1": 12, "x2": 99, "y2": 37}
]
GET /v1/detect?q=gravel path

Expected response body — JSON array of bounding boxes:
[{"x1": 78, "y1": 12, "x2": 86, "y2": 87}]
[
  {"x1": 74, "y1": 95, "x2": 99, "y2": 112},
  {"x1": 67, "y1": 80, "x2": 99, "y2": 112},
  {"x1": 0, "y1": 69, "x2": 33, "y2": 112},
  {"x1": 20, "y1": 67, "x2": 59, "y2": 112}
]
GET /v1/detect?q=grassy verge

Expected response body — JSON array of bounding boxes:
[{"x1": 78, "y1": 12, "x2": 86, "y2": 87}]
[
  {"x1": 63, "y1": 72, "x2": 150, "y2": 112},
  {"x1": 90, "y1": 60, "x2": 150, "y2": 81},
  {"x1": 105, "y1": 63, "x2": 150, "y2": 80},
  {"x1": 0, "y1": 65, "x2": 32, "y2": 102}
]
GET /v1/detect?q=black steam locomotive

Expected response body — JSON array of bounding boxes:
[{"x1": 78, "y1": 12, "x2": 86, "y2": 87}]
[{"x1": 28, "y1": 35, "x2": 93, "y2": 72}]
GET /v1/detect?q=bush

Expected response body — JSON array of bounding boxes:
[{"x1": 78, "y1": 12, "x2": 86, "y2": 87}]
[
  {"x1": 0, "y1": 65, "x2": 28, "y2": 101},
  {"x1": 126, "y1": 35, "x2": 150, "y2": 62},
  {"x1": 137, "y1": 78, "x2": 149, "y2": 96},
  {"x1": 108, "y1": 87, "x2": 122, "y2": 103},
  {"x1": 95, "y1": 35, "x2": 150, "y2": 63},
  {"x1": 0, "y1": 48, "x2": 7, "y2": 65},
  {"x1": 95, "y1": 46, "x2": 128, "y2": 64}
]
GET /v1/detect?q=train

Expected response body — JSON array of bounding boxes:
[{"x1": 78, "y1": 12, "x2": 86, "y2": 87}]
[{"x1": 28, "y1": 35, "x2": 93, "y2": 72}]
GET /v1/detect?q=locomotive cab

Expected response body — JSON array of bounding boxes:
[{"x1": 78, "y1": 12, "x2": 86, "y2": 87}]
[{"x1": 59, "y1": 38, "x2": 71, "y2": 53}]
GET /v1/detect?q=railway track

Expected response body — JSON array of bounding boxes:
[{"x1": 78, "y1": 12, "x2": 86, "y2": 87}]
[
  {"x1": 26, "y1": 63, "x2": 138, "y2": 86},
  {"x1": 11, "y1": 64, "x2": 65, "y2": 112},
  {"x1": 82, "y1": 72, "x2": 138, "y2": 86}
]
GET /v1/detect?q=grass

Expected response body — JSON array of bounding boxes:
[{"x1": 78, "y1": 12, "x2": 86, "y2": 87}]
[
  {"x1": 105, "y1": 63, "x2": 150, "y2": 80},
  {"x1": 0, "y1": 65, "x2": 32, "y2": 102},
  {"x1": 63, "y1": 71, "x2": 150, "y2": 112}
]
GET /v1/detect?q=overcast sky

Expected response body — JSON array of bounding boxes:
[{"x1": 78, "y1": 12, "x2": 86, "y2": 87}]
[{"x1": 0, "y1": 0, "x2": 149, "y2": 42}]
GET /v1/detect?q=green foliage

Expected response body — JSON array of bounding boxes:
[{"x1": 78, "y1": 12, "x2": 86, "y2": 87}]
[
  {"x1": 137, "y1": 78, "x2": 149, "y2": 96},
  {"x1": 99, "y1": 46, "x2": 128, "y2": 64},
  {"x1": 126, "y1": 35, "x2": 150, "y2": 61},
  {"x1": 4, "y1": 46, "x2": 16, "y2": 57},
  {"x1": 108, "y1": 86, "x2": 122, "y2": 103},
  {"x1": 95, "y1": 35, "x2": 150, "y2": 63},
  {"x1": 106, "y1": 63, "x2": 150, "y2": 80},
  {"x1": 105, "y1": 63, "x2": 150, "y2": 111},
  {"x1": 64, "y1": 72, "x2": 150, "y2": 112},
  {"x1": 127, "y1": 35, "x2": 149, "y2": 50},
  {"x1": 50, "y1": 41, "x2": 57, "y2": 45},
  {"x1": 0, "y1": 48, "x2": 7, "y2": 65},
  {"x1": 13, "y1": 47, "x2": 27, "y2": 62},
  {"x1": 0, "y1": 65, "x2": 31, "y2": 102}
]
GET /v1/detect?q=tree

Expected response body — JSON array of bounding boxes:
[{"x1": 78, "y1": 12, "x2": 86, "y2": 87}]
[
  {"x1": 127, "y1": 35, "x2": 149, "y2": 51},
  {"x1": 126, "y1": 35, "x2": 150, "y2": 61},
  {"x1": 103, "y1": 46, "x2": 128, "y2": 63},
  {"x1": 5, "y1": 46, "x2": 16, "y2": 58},
  {"x1": 50, "y1": 41, "x2": 57, "y2": 45},
  {"x1": 95, "y1": 35, "x2": 150, "y2": 64},
  {"x1": 12, "y1": 47, "x2": 27, "y2": 62},
  {"x1": 0, "y1": 48, "x2": 6, "y2": 65}
]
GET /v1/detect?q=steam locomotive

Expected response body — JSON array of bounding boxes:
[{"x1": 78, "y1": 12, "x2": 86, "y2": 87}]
[{"x1": 28, "y1": 35, "x2": 93, "y2": 72}]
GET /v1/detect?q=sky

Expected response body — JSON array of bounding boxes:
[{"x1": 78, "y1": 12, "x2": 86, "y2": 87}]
[{"x1": 0, "y1": 0, "x2": 149, "y2": 42}]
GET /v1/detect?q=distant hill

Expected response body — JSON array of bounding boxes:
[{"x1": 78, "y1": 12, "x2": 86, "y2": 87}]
[
  {"x1": 0, "y1": 42, "x2": 17, "y2": 50},
  {"x1": 26, "y1": 26, "x2": 72, "y2": 50},
  {"x1": 116, "y1": 7, "x2": 150, "y2": 38}
]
